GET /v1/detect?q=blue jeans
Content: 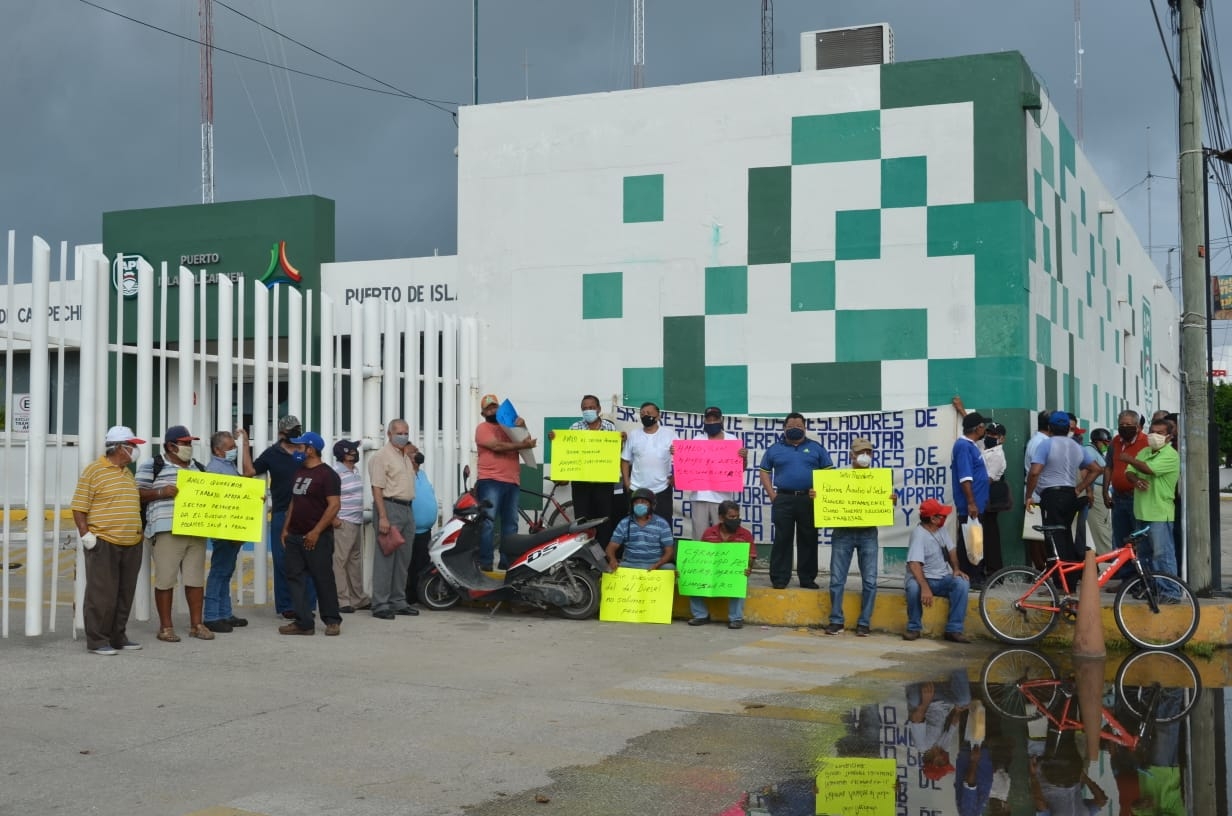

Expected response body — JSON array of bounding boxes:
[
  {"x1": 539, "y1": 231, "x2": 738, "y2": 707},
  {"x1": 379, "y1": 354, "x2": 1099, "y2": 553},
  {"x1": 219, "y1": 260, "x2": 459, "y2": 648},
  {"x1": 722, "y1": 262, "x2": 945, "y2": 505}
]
[
  {"x1": 203, "y1": 540, "x2": 241, "y2": 621},
  {"x1": 689, "y1": 596, "x2": 744, "y2": 622},
  {"x1": 1140, "y1": 520, "x2": 1179, "y2": 577},
  {"x1": 475, "y1": 479, "x2": 520, "y2": 569},
  {"x1": 270, "y1": 511, "x2": 315, "y2": 614},
  {"x1": 829, "y1": 528, "x2": 878, "y2": 628},
  {"x1": 904, "y1": 572, "x2": 969, "y2": 634}
]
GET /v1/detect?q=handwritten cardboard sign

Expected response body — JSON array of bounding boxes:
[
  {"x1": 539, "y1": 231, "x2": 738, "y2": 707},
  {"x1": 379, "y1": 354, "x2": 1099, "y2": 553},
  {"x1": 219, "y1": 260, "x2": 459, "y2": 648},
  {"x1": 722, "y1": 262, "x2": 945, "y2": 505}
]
[
  {"x1": 171, "y1": 470, "x2": 265, "y2": 542},
  {"x1": 815, "y1": 757, "x2": 897, "y2": 816},
  {"x1": 599, "y1": 568, "x2": 675, "y2": 624},
  {"x1": 813, "y1": 468, "x2": 894, "y2": 527},
  {"x1": 672, "y1": 438, "x2": 743, "y2": 492},
  {"x1": 551, "y1": 430, "x2": 622, "y2": 482},
  {"x1": 676, "y1": 539, "x2": 750, "y2": 597}
]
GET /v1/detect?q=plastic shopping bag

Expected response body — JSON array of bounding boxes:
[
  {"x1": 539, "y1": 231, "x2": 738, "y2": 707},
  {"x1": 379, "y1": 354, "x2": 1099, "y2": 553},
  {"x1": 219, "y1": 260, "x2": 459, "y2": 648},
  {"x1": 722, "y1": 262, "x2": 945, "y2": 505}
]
[{"x1": 963, "y1": 517, "x2": 984, "y2": 565}]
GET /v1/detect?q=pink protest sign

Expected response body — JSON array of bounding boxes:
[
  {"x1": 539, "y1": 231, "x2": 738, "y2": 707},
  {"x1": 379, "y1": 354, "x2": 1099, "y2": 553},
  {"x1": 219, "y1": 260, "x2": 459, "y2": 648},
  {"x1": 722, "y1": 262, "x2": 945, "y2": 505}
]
[{"x1": 673, "y1": 438, "x2": 744, "y2": 492}]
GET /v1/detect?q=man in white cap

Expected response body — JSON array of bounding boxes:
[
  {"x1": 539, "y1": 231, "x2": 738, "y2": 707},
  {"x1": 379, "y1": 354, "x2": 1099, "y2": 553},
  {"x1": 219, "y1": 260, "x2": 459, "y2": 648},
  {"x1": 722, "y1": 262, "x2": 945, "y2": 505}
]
[{"x1": 71, "y1": 425, "x2": 146, "y2": 655}]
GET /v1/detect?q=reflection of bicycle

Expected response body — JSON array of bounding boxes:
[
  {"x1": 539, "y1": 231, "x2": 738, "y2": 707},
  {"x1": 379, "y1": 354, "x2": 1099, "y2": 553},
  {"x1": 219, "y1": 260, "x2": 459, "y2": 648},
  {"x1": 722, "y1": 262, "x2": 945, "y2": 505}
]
[
  {"x1": 518, "y1": 480, "x2": 574, "y2": 533},
  {"x1": 980, "y1": 648, "x2": 1201, "y2": 742},
  {"x1": 979, "y1": 524, "x2": 1199, "y2": 650}
]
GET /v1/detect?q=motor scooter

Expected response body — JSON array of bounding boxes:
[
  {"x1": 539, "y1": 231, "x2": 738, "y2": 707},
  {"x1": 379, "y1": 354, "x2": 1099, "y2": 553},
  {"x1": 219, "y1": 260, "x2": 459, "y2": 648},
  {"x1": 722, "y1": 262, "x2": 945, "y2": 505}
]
[{"x1": 416, "y1": 467, "x2": 611, "y2": 618}]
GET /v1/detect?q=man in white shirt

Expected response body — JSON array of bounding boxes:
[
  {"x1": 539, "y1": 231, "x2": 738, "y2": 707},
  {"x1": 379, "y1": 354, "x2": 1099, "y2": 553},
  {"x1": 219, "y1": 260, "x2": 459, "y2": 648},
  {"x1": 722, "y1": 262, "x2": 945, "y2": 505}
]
[
  {"x1": 686, "y1": 406, "x2": 747, "y2": 539},
  {"x1": 621, "y1": 401, "x2": 677, "y2": 525}
]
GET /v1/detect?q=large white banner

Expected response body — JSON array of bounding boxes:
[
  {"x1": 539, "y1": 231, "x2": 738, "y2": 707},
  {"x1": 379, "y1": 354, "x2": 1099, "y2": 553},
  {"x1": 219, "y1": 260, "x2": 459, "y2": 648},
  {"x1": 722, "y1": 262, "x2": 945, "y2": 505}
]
[{"x1": 606, "y1": 404, "x2": 962, "y2": 558}]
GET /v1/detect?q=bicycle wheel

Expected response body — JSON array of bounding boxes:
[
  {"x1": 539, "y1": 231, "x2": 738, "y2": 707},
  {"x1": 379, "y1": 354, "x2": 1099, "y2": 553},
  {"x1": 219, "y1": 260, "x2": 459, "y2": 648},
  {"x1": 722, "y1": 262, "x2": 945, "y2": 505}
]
[
  {"x1": 980, "y1": 648, "x2": 1059, "y2": 720},
  {"x1": 547, "y1": 500, "x2": 574, "y2": 528},
  {"x1": 1114, "y1": 650, "x2": 1201, "y2": 722},
  {"x1": 980, "y1": 567, "x2": 1060, "y2": 644},
  {"x1": 1113, "y1": 572, "x2": 1199, "y2": 650}
]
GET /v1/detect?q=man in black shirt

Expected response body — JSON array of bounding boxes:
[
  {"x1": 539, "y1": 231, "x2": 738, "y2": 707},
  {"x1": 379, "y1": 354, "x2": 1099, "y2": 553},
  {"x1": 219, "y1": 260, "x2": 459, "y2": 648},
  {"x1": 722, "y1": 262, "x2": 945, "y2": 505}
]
[
  {"x1": 280, "y1": 431, "x2": 342, "y2": 636},
  {"x1": 254, "y1": 415, "x2": 315, "y2": 618}
]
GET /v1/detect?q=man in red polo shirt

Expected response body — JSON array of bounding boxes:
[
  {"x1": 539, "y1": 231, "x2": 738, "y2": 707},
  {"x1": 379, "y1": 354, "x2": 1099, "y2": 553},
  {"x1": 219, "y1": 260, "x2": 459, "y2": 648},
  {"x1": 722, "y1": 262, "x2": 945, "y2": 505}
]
[{"x1": 1104, "y1": 409, "x2": 1147, "y2": 585}]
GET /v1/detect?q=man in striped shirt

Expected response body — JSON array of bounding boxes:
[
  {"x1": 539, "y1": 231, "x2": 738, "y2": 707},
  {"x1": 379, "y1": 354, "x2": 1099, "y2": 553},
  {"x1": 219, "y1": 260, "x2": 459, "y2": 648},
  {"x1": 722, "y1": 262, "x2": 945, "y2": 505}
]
[
  {"x1": 331, "y1": 438, "x2": 369, "y2": 613},
  {"x1": 71, "y1": 425, "x2": 146, "y2": 656}
]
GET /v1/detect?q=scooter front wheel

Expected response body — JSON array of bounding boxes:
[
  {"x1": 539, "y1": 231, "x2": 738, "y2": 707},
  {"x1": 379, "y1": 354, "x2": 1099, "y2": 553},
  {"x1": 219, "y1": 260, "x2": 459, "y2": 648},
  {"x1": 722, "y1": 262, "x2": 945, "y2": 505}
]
[{"x1": 417, "y1": 571, "x2": 461, "y2": 611}]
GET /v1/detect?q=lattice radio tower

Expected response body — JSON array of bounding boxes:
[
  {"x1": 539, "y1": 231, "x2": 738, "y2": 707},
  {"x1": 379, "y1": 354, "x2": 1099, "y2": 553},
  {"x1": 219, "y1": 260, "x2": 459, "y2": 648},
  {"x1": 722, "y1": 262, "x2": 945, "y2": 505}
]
[
  {"x1": 761, "y1": 0, "x2": 774, "y2": 75},
  {"x1": 633, "y1": 0, "x2": 645, "y2": 88},
  {"x1": 200, "y1": 0, "x2": 215, "y2": 204}
]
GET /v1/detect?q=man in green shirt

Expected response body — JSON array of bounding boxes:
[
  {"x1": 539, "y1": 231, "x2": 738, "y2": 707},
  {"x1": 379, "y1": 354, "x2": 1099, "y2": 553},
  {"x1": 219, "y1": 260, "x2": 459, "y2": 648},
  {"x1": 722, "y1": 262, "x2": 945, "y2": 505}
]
[{"x1": 1120, "y1": 418, "x2": 1180, "y2": 581}]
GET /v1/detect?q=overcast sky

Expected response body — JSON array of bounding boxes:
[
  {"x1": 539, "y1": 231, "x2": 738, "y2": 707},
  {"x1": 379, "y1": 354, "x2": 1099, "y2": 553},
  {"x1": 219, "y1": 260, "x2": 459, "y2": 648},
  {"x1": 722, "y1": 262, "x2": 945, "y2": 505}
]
[{"x1": 1, "y1": 1, "x2": 1226, "y2": 306}]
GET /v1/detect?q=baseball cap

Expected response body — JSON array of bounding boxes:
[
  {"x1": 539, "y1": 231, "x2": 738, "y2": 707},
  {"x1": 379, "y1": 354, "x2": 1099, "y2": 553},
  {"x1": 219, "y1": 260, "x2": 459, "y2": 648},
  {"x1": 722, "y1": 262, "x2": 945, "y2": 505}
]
[
  {"x1": 481, "y1": 394, "x2": 499, "y2": 409},
  {"x1": 1047, "y1": 410, "x2": 1071, "y2": 432},
  {"x1": 333, "y1": 438, "x2": 360, "y2": 461},
  {"x1": 703, "y1": 406, "x2": 722, "y2": 419},
  {"x1": 164, "y1": 425, "x2": 199, "y2": 443},
  {"x1": 104, "y1": 425, "x2": 146, "y2": 445},
  {"x1": 961, "y1": 412, "x2": 986, "y2": 432},
  {"x1": 852, "y1": 437, "x2": 874, "y2": 453},
  {"x1": 919, "y1": 498, "x2": 953, "y2": 518},
  {"x1": 289, "y1": 431, "x2": 325, "y2": 452},
  {"x1": 922, "y1": 762, "x2": 955, "y2": 781},
  {"x1": 278, "y1": 415, "x2": 302, "y2": 433}
]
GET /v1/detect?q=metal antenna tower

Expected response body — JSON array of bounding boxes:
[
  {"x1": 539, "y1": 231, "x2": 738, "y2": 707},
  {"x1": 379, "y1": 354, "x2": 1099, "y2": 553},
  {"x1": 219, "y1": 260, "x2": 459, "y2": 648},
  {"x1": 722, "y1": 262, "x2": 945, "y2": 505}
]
[
  {"x1": 200, "y1": 0, "x2": 215, "y2": 203},
  {"x1": 1073, "y1": 0, "x2": 1084, "y2": 143},
  {"x1": 761, "y1": 0, "x2": 774, "y2": 75},
  {"x1": 632, "y1": 0, "x2": 645, "y2": 88}
]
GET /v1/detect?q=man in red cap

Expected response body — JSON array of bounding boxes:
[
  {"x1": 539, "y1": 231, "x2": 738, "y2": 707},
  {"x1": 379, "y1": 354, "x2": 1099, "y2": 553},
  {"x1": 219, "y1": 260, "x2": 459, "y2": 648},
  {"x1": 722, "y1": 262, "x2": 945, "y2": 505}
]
[{"x1": 903, "y1": 499, "x2": 971, "y2": 643}]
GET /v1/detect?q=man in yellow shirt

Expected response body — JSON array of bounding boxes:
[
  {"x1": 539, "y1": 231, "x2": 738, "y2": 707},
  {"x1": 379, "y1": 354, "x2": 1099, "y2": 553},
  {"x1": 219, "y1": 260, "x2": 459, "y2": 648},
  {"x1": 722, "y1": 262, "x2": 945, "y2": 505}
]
[{"x1": 71, "y1": 425, "x2": 145, "y2": 656}]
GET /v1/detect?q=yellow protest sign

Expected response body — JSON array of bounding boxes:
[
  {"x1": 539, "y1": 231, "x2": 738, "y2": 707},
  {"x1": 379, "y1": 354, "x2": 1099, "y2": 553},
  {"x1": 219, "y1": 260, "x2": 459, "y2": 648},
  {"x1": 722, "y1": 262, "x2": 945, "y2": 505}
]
[
  {"x1": 813, "y1": 468, "x2": 894, "y2": 527},
  {"x1": 599, "y1": 568, "x2": 675, "y2": 624},
  {"x1": 551, "y1": 430, "x2": 622, "y2": 482},
  {"x1": 815, "y1": 757, "x2": 897, "y2": 816},
  {"x1": 171, "y1": 469, "x2": 266, "y2": 542}
]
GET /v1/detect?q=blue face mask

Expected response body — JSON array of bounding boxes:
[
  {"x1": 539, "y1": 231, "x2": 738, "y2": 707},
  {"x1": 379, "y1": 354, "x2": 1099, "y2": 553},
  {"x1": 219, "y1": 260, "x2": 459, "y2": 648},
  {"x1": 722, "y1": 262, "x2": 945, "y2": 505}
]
[
  {"x1": 632, "y1": 503, "x2": 650, "y2": 518},
  {"x1": 784, "y1": 427, "x2": 805, "y2": 442},
  {"x1": 703, "y1": 422, "x2": 723, "y2": 437},
  {"x1": 581, "y1": 409, "x2": 599, "y2": 423},
  {"x1": 292, "y1": 451, "x2": 307, "y2": 464}
]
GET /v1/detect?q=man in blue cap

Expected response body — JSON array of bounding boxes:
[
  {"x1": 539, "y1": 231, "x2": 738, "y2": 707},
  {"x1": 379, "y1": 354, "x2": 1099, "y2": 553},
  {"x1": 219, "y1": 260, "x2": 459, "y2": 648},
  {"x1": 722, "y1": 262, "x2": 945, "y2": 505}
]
[{"x1": 280, "y1": 431, "x2": 343, "y2": 636}]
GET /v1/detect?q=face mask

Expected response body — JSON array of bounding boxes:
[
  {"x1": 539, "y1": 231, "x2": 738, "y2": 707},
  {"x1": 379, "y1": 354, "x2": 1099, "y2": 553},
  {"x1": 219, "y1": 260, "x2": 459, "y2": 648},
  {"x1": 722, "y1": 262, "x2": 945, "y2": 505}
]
[
  {"x1": 413, "y1": 452, "x2": 425, "y2": 466},
  {"x1": 983, "y1": 437, "x2": 999, "y2": 449},
  {"x1": 292, "y1": 451, "x2": 307, "y2": 464},
  {"x1": 581, "y1": 409, "x2": 599, "y2": 424},
  {"x1": 224, "y1": 448, "x2": 239, "y2": 463},
  {"x1": 1147, "y1": 433, "x2": 1168, "y2": 452},
  {"x1": 784, "y1": 427, "x2": 805, "y2": 442},
  {"x1": 632, "y1": 503, "x2": 650, "y2": 517},
  {"x1": 703, "y1": 422, "x2": 723, "y2": 437},
  {"x1": 641, "y1": 415, "x2": 657, "y2": 428},
  {"x1": 854, "y1": 453, "x2": 872, "y2": 467},
  {"x1": 1118, "y1": 426, "x2": 1137, "y2": 442},
  {"x1": 392, "y1": 434, "x2": 410, "y2": 447},
  {"x1": 175, "y1": 444, "x2": 194, "y2": 463},
  {"x1": 722, "y1": 518, "x2": 741, "y2": 532},
  {"x1": 484, "y1": 414, "x2": 499, "y2": 424}
]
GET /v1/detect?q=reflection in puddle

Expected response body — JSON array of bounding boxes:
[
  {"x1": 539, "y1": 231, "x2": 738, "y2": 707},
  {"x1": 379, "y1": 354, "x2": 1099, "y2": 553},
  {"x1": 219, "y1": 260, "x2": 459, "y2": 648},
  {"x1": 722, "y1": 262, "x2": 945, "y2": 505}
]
[{"x1": 732, "y1": 649, "x2": 1209, "y2": 816}]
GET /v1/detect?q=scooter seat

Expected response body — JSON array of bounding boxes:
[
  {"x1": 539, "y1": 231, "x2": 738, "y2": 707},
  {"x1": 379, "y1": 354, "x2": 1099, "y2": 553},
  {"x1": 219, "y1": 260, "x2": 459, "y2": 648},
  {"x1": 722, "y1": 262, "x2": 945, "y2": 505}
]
[{"x1": 499, "y1": 523, "x2": 575, "y2": 558}]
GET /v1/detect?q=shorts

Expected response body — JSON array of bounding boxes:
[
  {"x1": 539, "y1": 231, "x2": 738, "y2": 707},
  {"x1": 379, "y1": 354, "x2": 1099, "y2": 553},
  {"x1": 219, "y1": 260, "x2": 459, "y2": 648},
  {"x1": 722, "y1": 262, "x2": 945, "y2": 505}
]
[{"x1": 151, "y1": 531, "x2": 207, "y2": 589}]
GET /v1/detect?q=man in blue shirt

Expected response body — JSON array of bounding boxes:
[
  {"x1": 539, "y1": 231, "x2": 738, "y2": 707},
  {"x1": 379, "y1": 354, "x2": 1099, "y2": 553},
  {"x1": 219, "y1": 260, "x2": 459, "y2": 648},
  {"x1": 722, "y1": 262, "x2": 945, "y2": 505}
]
[
  {"x1": 1025, "y1": 413, "x2": 1102, "y2": 564},
  {"x1": 606, "y1": 488, "x2": 676, "y2": 570},
  {"x1": 951, "y1": 412, "x2": 990, "y2": 588},
  {"x1": 758, "y1": 413, "x2": 834, "y2": 590}
]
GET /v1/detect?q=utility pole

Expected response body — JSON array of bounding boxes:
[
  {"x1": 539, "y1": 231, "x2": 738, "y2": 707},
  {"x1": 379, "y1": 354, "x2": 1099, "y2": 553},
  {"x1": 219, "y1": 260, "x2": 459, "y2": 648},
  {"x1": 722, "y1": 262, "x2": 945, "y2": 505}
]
[
  {"x1": 472, "y1": 0, "x2": 479, "y2": 105},
  {"x1": 761, "y1": 0, "x2": 774, "y2": 76},
  {"x1": 1179, "y1": 0, "x2": 1211, "y2": 593},
  {"x1": 199, "y1": 0, "x2": 214, "y2": 204},
  {"x1": 632, "y1": 0, "x2": 645, "y2": 89}
]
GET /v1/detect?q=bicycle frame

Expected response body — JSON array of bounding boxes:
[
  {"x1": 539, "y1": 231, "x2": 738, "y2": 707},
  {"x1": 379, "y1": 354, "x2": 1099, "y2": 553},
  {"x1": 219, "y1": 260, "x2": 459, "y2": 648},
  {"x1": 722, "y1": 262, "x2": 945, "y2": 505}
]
[
  {"x1": 1014, "y1": 679, "x2": 1145, "y2": 751},
  {"x1": 1016, "y1": 538, "x2": 1145, "y2": 614},
  {"x1": 518, "y1": 481, "x2": 572, "y2": 533}
]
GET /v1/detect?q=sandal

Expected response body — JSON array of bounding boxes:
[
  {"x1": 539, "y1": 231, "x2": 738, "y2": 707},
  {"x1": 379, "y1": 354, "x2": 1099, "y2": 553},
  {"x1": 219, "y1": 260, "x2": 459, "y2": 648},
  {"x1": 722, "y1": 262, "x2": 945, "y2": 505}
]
[
  {"x1": 157, "y1": 628, "x2": 180, "y2": 643},
  {"x1": 189, "y1": 624, "x2": 215, "y2": 641}
]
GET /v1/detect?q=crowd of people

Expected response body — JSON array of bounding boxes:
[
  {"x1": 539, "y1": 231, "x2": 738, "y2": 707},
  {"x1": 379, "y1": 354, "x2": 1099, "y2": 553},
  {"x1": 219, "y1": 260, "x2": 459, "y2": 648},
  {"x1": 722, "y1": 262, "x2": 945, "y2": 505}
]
[{"x1": 69, "y1": 393, "x2": 1183, "y2": 654}]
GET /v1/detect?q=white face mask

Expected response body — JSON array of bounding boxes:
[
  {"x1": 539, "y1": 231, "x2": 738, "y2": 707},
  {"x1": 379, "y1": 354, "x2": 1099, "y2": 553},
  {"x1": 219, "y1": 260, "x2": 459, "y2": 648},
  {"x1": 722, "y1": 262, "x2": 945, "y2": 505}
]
[
  {"x1": 223, "y1": 448, "x2": 239, "y2": 463},
  {"x1": 175, "y1": 444, "x2": 194, "y2": 462},
  {"x1": 854, "y1": 453, "x2": 872, "y2": 468},
  {"x1": 1147, "y1": 433, "x2": 1168, "y2": 452}
]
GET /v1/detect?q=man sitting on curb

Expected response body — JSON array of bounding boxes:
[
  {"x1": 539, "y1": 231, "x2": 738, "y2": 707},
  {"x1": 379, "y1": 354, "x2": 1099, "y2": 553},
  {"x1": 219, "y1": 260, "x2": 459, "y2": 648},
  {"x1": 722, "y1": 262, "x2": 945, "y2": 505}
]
[
  {"x1": 606, "y1": 488, "x2": 675, "y2": 571},
  {"x1": 686, "y1": 499, "x2": 755, "y2": 630},
  {"x1": 903, "y1": 498, "x2": 972, "y2": 643}
]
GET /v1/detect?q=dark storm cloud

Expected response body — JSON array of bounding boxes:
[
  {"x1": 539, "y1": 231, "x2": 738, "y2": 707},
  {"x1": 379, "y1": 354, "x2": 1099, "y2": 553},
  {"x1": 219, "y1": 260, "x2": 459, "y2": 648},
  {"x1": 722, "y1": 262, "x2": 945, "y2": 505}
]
[{"x1": 0, "y1": 0, "x2": 1223, "y2": 279}]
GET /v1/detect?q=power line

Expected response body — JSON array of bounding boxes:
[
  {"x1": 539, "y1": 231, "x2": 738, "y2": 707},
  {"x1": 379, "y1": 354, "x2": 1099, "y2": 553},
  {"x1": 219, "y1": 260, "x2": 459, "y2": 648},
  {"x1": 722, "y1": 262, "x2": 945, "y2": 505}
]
[
  {"x1": 73, "y1": 0, "x2": 459, "y2": 114},
  {"x1": 1150, "y1": 0, "x2": 1182, "y2": 91}
]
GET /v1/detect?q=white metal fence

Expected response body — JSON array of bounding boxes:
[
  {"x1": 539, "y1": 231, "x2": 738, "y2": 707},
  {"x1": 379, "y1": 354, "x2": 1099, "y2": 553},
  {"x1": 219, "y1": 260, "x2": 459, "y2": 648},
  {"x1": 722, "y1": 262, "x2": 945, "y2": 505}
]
[{"x1": 1, "y1": 230, "x2": 479, "y2": 637}]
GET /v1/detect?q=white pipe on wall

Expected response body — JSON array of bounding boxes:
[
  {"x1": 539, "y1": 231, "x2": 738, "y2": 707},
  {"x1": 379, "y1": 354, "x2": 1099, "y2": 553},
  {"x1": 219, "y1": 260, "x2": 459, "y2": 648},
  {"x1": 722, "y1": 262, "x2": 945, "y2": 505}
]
[
  {"x1": 403, "y1": 308, "x2": 418, "y2": 439},
  {"x1": 132, "y1": 257, "x2": 157, "y2": 623},
  {"x1": 75, "y1": 259, "x2": 104, "y2": 637},
  {"x1": 24, "y1": 237, "x2": 51, "y2": 636},
  {"x1": 288, "y1": 288, "x2": 303, "y2": 425},
  {"x1": 251, "y1": 283, "x2": 270, "y2": 605},
  {"x1": 48, "y1": 243, "x2": 68, "y2": 633},
  {"x1": 350, "y1": 301, "x2": 363, "y2": 444},
  {"x1": 319, "y1": 294, "x2": 334, "y2": 449},
  {"x1": 443, "y1": 315, "x2": 460, "y2": 501},
  {"x1": 217, "y1": 276, "x2": 234, "y2": 434},
  {"x1": 381, "y1": 303, "x2": 398, "y2": 429},
  {"x1": 423, "y1": 310, "x2": 442, "y2": 510},
  {"x1": 363, "y1": 300, "x2": 382, "y2": 445},
  {"x1": 177, "y1": 269, "x2": 195, "y2": 436},
  {"x1": 2, "y1": 231, "x2": 14, "y2": 638}
]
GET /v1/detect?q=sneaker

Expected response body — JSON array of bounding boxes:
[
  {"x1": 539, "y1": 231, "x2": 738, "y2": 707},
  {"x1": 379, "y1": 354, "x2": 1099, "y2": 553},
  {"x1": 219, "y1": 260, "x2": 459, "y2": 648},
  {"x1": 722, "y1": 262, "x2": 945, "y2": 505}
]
[
  {"x1": 372, "y1": 609, "x2": 395, "y2": 620},
  {"x1": 278, "y1": 622, "x2": 314, "y2": 636},
  {"x1": 771, "y1": 583, "x2": 787, "y2": 590},
  {"x1": 687, "y1": 616, "x2": 711, "y2": 626},
  {"x1": 203, "y1": 619, "x2": 233, "y2": 634},
  {"x1": 902, "y1": 631, "x2": 921, "y2": 641},
  {"x1": 89, "y1": 645, "x2": 117, "y2": 656},
  {"x1": 339, "y1": 606, "x2": 356, "y2": 614},
  {"x1": 799, "y1": 581, "x2": 820, "y2": 589},
  {"x1": 823, "y1": 623, "x2": 843, "y2": 636},
  {"x1": 395, "y1": 607, "x2": 420, "y2": 616},
  {"x1": 227, "y1": 616, "x2": 249, "y2": 627},
  {"x1": 856, "y1": 626, "x2": 871, "y2": 638},
  {"x1": 727, "y1": 620, "x2": 744, "y2": 630},
  {"x1": 324, "y1": 623, "x2": 341, "y2": 636},
  {"x1": 115, "y1": 640, "x2": 143, "y2": 651},
  {"x1": 944, "y1": 632, "x2": 974, "y2": 644}
]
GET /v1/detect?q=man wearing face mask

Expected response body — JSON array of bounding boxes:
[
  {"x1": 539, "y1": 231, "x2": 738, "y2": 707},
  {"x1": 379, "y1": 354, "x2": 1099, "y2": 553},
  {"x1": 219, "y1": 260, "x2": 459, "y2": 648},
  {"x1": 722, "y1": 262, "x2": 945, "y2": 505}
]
[
  {"x1": 368, "y1": 419, "x2": 419, "y2": 619},
  {"x1": 476, "y1": 393, "x2": 536, "y2": 570},
  {"x1": 621, "y1": 401, "x2": 678, "y2": 525},
  {"x1": 1121, "y1": 419, "x2": 1182, "y2": 585},
  {"x1": 136, "y1": 425, "x2": 214, "y2": 642},
  {"x1": 1023, "y1": 412, "x2": 1102, "y2": 566},
  {"x1": 331, "y1": 439, "x2": 369, "y2": 614},
  {"x1": 687, "y1": 500, "x2": 756, "y2": 629},
  {"x1": 980, "y1": 423, "x2": 1010, "y2": 576},
  {"x1": 759, "y1": 413, "x2": 834, "y2": 590},
  {"x1": 254, "y1": 415, "x2": 316, "y2": 619},
  {"x1": 686, "y1": 406, "x2": 748, "y2": 540},
  {"x1": 552, "y1": 395, "x2": 619, "y2": 549},
  {"x1": 1104, "y1": 410, "x2": 1148, "y2": 588},
  {"x1": 951, "y1": 412, "x2": 990, "y2": 586},
  {"x1": 824, "y1": 438, "x2": 893, "y2": 636},
  {"x1": 280, "y1": 431, "x2": 343, "y2": 635},
  {"x1": 606, "y1": 488, "x2": 676, "y2": 571},
  {"x1": 1083, "y1": 429, "x2": 1113, "y2": 554},
  {"x1": 72, "y1": 425, "x2": 146, "y2": 655},
  {"x1": 202, "y1": 429, "x2": 256, "y2": 633}
]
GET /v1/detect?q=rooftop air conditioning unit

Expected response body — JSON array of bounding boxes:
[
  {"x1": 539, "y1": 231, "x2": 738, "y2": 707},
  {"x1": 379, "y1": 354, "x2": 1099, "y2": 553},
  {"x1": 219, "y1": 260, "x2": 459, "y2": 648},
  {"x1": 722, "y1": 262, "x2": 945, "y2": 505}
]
[{"x1": 800, "y1": 23, "x2": 894, "y2": 71}]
